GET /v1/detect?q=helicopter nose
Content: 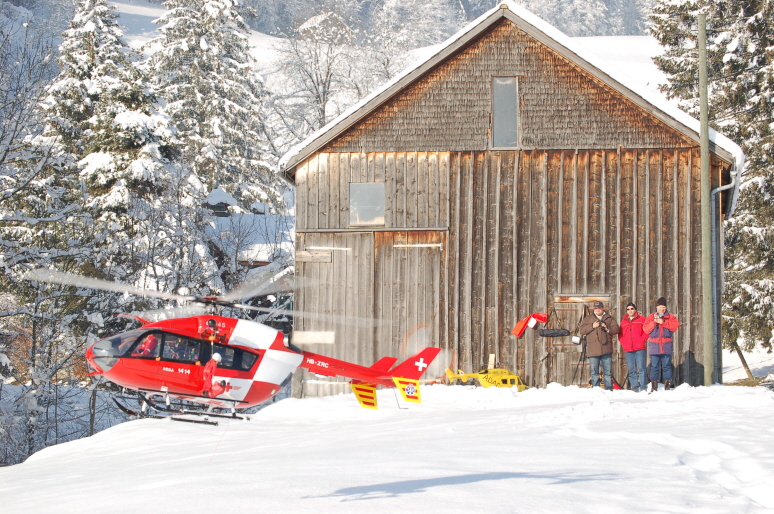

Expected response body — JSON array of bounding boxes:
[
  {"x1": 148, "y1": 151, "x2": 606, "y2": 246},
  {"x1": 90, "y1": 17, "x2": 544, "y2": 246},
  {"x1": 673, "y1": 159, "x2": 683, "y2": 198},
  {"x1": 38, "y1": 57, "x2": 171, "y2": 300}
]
[{"x1": 85, "y1": 344, "x2": 103, "y2": 374}]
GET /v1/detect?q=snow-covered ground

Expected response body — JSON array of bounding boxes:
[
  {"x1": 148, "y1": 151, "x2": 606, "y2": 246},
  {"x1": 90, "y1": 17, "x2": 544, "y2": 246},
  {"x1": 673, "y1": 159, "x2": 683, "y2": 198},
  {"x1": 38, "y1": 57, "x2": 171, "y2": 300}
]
[{"x1": 1, "y1": 383, "x2": 773, "y2": 512}]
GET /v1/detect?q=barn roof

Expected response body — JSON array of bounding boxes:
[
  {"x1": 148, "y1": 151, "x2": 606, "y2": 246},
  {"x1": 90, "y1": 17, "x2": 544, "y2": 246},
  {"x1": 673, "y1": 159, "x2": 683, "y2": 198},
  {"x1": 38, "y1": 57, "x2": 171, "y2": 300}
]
[{"x1": 279, "y1": 1, "x2": 744, "y2": 211}]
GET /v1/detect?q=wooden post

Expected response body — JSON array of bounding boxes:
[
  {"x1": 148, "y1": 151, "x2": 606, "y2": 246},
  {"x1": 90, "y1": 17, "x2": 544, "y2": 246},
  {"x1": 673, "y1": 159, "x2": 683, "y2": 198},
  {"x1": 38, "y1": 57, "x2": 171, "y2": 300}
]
[{"x1": 699, "y1": 13, "x2": 714, "y2": 385}]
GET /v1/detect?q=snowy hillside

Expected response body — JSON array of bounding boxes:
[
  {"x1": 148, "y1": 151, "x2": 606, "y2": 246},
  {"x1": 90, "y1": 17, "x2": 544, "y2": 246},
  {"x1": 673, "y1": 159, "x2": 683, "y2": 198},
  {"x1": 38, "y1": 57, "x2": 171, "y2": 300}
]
[
  {"x1": 2, "y1": 383, "x2": 774, "y2": 512},
  {"x1": 109, "y1": 1, "x2": 670, "y2": 94}
]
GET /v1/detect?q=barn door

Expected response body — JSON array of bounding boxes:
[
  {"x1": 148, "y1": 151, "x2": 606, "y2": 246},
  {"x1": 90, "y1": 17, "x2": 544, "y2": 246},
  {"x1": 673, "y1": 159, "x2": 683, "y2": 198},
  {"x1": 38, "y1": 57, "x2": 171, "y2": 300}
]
[
  {"x1": 548, "y1": 297, "x2": 620, "y2": 387},
  {"x1": 293, "y1": 232, "x2": 374, "y2": 397},
  {"x1": 373, "y1": 231, "x2": 445, "y2": 379}
]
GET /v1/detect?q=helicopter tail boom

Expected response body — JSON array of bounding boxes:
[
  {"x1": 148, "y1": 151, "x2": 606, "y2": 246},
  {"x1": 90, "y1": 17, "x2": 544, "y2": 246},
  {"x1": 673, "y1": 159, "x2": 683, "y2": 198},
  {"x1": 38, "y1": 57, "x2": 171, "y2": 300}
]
[{"x1": 300, "y1": 347, "x2": 440, "y2": 389}]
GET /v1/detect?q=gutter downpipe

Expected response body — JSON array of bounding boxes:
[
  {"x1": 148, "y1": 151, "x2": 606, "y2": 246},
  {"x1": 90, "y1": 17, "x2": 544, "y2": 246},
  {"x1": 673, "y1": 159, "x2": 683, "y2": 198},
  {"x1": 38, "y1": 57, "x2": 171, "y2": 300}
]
[{"x1": 711, "y1": 163, "x2": 738, "y2": 384}]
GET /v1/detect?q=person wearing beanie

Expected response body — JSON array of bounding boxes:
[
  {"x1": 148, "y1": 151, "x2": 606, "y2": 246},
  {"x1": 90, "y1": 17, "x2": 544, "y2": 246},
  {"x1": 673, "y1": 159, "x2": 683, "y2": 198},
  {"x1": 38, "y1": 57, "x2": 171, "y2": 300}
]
[
  {"x1": 579, "y1": 300, "x2": 619, "y2": 390},
  {"x1": 642, "y1": 297, "x2": 680, "y2": 392},
  {"x1": 618, "y1": 302, "x2": 649, "y2": 392}
]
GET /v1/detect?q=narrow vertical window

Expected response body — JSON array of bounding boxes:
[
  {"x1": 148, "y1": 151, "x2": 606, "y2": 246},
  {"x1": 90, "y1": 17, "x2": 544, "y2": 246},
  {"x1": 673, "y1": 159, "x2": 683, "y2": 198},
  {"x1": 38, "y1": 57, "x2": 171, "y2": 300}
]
[{"x1": 492, "y1": 76, "x2": 518, "y2": 148}]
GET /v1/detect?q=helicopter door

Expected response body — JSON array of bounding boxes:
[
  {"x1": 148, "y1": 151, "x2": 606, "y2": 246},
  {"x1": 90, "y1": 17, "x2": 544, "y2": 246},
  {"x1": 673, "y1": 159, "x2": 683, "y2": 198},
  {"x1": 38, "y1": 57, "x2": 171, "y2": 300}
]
[
  {"x1": 159, "y1": 334, "x2": 205, "y2": 394},
  {"x1": 119, "y1": 332, "x2": 163, "y2": 389}
]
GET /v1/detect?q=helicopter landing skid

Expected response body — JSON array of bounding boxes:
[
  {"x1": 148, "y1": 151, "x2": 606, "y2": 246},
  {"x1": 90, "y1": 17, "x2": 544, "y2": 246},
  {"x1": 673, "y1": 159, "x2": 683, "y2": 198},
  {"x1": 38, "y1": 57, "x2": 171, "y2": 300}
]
[
  {"x1": 114, "y1": 397, "x2": 219, "y2": 426},
  {"x1": 113, "y1": 398, "x2": 165, "y2": 420},
  {"x1": 139, "y1": 394, "x2": 249, "y2": 421}
]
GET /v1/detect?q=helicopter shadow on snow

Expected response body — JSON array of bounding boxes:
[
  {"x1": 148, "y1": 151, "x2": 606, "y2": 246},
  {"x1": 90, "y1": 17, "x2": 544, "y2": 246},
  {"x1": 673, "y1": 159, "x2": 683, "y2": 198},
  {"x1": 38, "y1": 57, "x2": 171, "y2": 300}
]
[{"x1": 308, "y1": 471, "x2": 616, "y2": 501}]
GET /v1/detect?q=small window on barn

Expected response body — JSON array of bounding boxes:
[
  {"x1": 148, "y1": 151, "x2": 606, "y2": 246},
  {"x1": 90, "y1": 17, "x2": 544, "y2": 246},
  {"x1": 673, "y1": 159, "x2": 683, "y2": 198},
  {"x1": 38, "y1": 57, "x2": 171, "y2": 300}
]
[
  {"x1": 349, "y1": 182, "x2": 385, "y2": 226},
  {"x1": 492, "y1": 76, "x2": 519, "y2": 148}
]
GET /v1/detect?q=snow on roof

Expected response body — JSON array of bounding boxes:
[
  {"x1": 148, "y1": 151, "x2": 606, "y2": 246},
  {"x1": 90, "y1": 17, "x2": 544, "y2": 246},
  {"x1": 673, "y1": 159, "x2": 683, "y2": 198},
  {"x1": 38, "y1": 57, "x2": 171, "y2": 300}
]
[
  {"x1": 207, "y1": 213, "x2": 294, "y2": 263},
  {"x1": 297, "y1": 12, "x2": 340, "y2": 32},
  {"x1": 204, "y1": 187, "x2": 238, "y2": 206},
  {"x1": 279, "y1": 1, "x2": 743, "y2": 211}
]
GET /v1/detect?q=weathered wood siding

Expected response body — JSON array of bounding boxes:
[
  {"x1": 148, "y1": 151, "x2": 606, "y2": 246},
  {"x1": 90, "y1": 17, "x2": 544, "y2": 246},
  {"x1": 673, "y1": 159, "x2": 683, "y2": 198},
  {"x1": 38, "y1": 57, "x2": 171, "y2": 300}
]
[
  {"x1": 320, "y1": 19, "x2": 693, "y2": 154},
  {"x1": 295, "y1": 147, "x2": 720, "y2": 389},
  {"x1": 446, "y1": 148, "x2": 712, "y2": 387},
  {"x1": 293, "y1": 230, "x2": 447, "y2": 396},
  {"x1": 373, "y1": 231, "x2": 445, "y2": 366},
  {"x1": 295, "y1": 151, "x2": 450, "y2": 231},
  {"x1": 292, "y1": 232, "x2": 374, "y2": 398}
]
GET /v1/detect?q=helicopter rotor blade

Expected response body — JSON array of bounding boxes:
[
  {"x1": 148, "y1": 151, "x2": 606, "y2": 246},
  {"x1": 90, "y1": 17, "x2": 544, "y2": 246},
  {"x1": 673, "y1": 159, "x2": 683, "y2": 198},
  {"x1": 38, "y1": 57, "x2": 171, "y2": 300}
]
[
  {"x1": 132, "y1": 304, "x2": 209, "y2": 322},
  {"x1": 26, "y1": 269, "x2": 195, "y2": 303},
  {"x1": 229, "y1": 302, "x2": 385, "y2": 328},
  {"x1": 220, "y1": 272, "x2": 294, "y2": 302}
]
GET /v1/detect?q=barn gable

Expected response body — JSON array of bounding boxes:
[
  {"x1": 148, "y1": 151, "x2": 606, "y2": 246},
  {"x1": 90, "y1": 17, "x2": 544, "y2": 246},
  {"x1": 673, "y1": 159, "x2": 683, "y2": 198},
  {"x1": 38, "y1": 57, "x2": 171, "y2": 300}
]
[
  {"x1": 323, "y1": 18, "x2": 693, "y2": 153},
  {"x1": 281, "y1": 2, "x2": 741, "y2": 177}
]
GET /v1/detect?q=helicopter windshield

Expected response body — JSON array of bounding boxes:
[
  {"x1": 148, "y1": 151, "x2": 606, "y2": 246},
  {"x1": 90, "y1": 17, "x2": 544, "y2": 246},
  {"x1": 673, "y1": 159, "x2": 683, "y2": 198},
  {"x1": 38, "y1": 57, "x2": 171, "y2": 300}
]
[{"x1": 90, "y1": 329, "x2": 145, "y2": 371}]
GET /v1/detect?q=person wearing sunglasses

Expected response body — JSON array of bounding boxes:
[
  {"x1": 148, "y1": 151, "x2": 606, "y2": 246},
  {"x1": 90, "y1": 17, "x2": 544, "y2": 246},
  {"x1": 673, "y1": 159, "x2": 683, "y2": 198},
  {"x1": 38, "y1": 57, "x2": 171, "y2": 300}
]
[{"x1": 618, "y1": 303, "x2": 649, "y2": 392}]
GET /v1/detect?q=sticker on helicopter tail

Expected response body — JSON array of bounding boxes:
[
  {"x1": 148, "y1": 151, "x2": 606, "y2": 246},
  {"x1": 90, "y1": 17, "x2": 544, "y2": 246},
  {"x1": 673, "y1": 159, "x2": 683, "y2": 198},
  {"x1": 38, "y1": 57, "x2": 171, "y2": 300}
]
[{"x1": 392, "y1": 378, "x2": 421, "y2": 403}]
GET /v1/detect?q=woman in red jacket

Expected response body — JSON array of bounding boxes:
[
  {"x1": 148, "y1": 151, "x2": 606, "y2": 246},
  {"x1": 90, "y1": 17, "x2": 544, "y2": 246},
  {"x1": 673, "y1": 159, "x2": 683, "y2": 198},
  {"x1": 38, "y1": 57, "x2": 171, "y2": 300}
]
[{"x1": 618, "y1": 303, "x2": 649, "y2": 392}]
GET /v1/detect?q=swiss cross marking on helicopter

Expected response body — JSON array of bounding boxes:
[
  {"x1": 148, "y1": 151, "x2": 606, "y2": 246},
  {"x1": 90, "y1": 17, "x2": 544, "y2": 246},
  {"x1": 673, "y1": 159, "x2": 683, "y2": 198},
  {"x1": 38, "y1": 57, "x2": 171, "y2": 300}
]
[
  {"x1": 414, "y1": 358, "x2": 428, "y2": 372},
  {"x1": 405, "y1": 383, "x2": 417, "y2": 396}
]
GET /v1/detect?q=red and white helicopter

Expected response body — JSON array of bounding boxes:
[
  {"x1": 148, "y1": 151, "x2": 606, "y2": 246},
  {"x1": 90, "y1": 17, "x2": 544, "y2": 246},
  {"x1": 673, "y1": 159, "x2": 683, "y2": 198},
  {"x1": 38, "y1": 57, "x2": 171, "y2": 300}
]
[{"x1": 28, "y1": 269, "x2": 440, "y2": 422}]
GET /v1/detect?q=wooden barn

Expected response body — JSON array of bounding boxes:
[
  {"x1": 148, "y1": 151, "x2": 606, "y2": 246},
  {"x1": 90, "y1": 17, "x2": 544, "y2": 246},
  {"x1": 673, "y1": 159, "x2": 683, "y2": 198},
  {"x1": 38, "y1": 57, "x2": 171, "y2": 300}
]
[{"x1": 279, "y1": 2, "x2": 743, "y2": 394}]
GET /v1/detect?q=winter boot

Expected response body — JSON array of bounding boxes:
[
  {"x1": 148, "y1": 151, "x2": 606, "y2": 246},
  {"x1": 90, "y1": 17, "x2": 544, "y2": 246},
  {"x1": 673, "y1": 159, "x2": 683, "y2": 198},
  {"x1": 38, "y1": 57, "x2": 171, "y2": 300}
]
[
  {"x1": 650, "y1": 380, "x2": 659, "y2": 393},
  {"x1": 664, "y1": 380, "x2": 673, "y2": 391}
]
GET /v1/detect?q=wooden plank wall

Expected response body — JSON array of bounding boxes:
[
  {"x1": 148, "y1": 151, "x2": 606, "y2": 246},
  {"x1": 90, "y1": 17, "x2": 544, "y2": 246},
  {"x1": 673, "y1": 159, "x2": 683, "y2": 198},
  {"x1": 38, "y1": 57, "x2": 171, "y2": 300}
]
[
  {"x1": 295, "y1": 152, "x2": 450, "y2": 231},
  {"x1": 447, "y1": 147, "x2": 709, "y2": 387},
  {"x1": 294, "y1": 146, "x2": 714, "y2": 390},
  {"x1": 292, "y1": 232, "x2": 374, "y2": 398},
  {"x1": 373, "y1": 231, "x2": 446, "y2": 374}
]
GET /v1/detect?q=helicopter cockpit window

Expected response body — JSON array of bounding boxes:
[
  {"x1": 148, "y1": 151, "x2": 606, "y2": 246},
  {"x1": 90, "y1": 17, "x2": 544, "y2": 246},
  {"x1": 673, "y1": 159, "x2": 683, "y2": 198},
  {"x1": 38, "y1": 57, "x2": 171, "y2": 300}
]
[
  {"x1": 162, "y1": 335, "x2": 201, "y2": 363},
  {"x1": 131, "y1": 333, "x2": 161, "y2": 359},
  {"x1": 214, "y1": 347, "x2": 235, "y2": 368},
  {"x1": 240, "y1": 352, "x2": 257, "y2": 371},
  {"x1": 211, "y1": 344, "x2": 259, "y2": 371},
  {"x1": 90, "y1": 330, "x2": 144, "y2": 371},
  {"x1": 114, "y1": 331, "x2": 143, "y2": 356}
]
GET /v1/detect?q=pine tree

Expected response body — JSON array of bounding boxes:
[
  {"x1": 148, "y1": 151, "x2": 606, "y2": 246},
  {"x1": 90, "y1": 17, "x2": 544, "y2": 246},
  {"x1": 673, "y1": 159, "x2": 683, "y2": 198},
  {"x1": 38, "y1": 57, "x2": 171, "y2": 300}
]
[
  {"x1": 651, "y1": 0, "x2": 774, "y2": 351},
  {"x1": 147, "y1": 0, "x2": 282, "y2": 208}
]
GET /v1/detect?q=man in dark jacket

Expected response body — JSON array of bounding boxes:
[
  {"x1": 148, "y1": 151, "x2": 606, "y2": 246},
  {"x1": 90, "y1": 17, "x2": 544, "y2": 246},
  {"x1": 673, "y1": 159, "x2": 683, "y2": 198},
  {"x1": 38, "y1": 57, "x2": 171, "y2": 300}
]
[
  {"x1": 579, "y1": 301, "x2": 620, "y2": 390},
  {"x1": 643, "y1": 297, "x2": 680, "y2": 391}
]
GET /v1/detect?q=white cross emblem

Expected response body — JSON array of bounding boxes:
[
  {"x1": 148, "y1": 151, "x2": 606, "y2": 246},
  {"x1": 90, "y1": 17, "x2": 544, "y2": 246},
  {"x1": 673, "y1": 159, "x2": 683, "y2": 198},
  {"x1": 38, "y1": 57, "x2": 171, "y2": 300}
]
[{"x1": 415, "y1": 358, "x2": 428, "y2": 372}]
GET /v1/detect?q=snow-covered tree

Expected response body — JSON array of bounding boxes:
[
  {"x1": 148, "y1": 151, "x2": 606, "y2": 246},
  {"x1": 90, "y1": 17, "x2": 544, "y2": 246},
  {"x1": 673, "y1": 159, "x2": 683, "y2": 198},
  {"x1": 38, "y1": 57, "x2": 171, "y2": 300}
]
[
  {"x1": 147, "y1": 0, "x2": 282, "y2": 208},
  {"x1": 650, "y1": 0, "x2": 774, "y2": 352}
]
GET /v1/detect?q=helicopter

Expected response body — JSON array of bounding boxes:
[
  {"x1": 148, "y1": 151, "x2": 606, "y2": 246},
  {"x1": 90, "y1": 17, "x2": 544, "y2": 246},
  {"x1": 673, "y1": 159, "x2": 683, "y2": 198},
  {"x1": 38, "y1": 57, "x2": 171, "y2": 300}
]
[
  {"x1": 27, "y1": 269, "x2": 441, "y2": 420},
  {"x1": 445, "y1": 355, "x2": 528, "y2": 391},
  {"x1": 445, "y1": 367, "x2": 529, "y2": 391}
]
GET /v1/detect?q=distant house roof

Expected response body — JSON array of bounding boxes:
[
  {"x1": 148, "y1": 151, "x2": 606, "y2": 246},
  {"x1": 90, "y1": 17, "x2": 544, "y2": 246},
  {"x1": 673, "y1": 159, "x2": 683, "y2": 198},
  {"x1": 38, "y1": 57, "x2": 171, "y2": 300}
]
[
  {"x1": 204, "y1": 187, "x2": 238, "y2": 207},
  {"x1": 297, "y1": 12, "x2": 352, "y2": 44},
  {"x1": 207, "y1": 213, "x2": 294, "y2": 266},
  {"x1": 279, "y1": 1, "x2": 743, "y2": 211}
]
